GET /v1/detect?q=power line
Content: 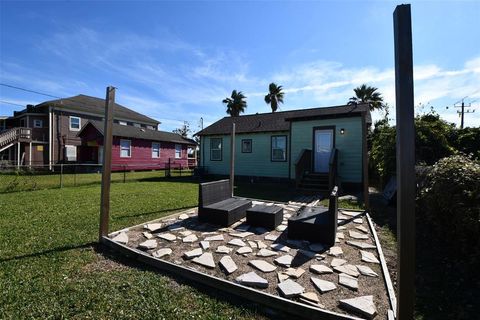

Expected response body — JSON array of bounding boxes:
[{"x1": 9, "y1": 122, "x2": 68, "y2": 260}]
[
  {"x1": 0, "y1": 100, "x2": 25, "y2": 107},
  {"x1": 0, "y1": 83, "x2": 61, "y2": 99}
]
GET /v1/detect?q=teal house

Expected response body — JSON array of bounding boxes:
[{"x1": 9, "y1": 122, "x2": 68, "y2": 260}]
[{"x1": 196, "y1": 104, "x2": 371, "y2": 193}]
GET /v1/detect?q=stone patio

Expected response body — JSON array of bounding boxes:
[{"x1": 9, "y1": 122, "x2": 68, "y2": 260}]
[{"x1": 108, "y1": 197, "x2": 392, "y2": 319}]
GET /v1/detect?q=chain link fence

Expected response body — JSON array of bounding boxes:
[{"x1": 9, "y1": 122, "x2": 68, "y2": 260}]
[{"x1": 0, "y1": 162, "x2": 195, "y2": 193}]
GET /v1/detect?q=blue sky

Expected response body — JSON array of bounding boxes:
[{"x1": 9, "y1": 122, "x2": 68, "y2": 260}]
[{"x1": 1, "y1": 1, "x2": 479, "y2": 133}]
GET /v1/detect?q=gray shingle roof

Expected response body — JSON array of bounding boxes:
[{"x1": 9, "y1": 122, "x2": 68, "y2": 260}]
[
  {"x1": 37, "y1": 94, "x2": 159, "y2": 125},
  {"x1": 80, "y1": 120, "x2": 197, "y2": 145},
  {"x1": 196, "y1": 104, "x2": 371, "y2": 136}
]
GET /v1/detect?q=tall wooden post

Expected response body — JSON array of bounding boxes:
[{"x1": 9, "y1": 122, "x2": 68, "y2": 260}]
[
  {"x1": 99, "y1": 86, "x2": 115, "y2": 242},
  {"x1": 230, "y1": 122, "x2": 235, "y2": 196},
  {"x1": 361, "y1": 112, "x2": 369, "y2": 209},
  {"x1": 394, "y1": 5, "x2": 415, "y2": 320}
]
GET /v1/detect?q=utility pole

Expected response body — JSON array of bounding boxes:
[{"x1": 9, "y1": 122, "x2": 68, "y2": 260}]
[{"x1": 452, "y1": 98, "x2": 476, "y2": 129}]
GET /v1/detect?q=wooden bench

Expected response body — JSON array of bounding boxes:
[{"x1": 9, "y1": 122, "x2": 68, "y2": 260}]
[
  {"x1": 198, "y1": 179, "x2": 252, "y2": 227},
  {"x1": 287, "y1": 186, "x2": 338, "y2": 246}
]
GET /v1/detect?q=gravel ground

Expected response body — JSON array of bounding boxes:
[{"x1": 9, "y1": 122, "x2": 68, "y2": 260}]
[{"x1": 114, "y1": 201, "x2": 391, "y2": 319}]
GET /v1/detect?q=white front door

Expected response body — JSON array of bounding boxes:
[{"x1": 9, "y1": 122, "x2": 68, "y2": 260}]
[{"x1": 314, "y1": 129, "x2": 334, "y2": 173}]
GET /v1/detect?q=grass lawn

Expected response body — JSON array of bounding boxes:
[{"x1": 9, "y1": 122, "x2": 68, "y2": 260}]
[{"x1": 0, "y1": 177, "x2": 266, "y2": 319}]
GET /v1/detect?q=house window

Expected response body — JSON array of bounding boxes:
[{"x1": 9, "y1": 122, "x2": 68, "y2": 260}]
[
  {"x1": 69, "y1": 116, "x2": 81, "y2": 131},
  {"x1": 120, "y1": 139, "x2": 131, "y2": 158},
  {"x1": 147, "y1": 125, "x2": 155, "y2": 130},
  {"x1": 241, "y1": 139, "x2": 252, "y2": 153},
  {"x1": 271, "y1": 136, "x2": 287, "y2": 162},
  {"x1": 33, "y1": 119, "x2": 43, "y2": 128},
  {"x1": 133, "y1": 123, "x2": 141, "y2": 128},
  {"x1": 118, "y1": 121, "x2": 127, "y2": 126},
  {"x1": 175, "y1": 144, "x2": 182, "y2": 159},
  {"x1": 210, "y1": 138, "x2": 222, "y2": 161},
  {"x1": 187, "y1": 147, "x2": 195, "y2": 159},
  {"x1": 65, "y1": 145, "x2": 77, "y2": 161},
  {"x1": 152, "y1": 142, "x2": 160, "y2": 158}
]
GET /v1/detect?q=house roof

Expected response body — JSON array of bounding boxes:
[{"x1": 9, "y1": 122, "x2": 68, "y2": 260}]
[
  {"x1": 79, "y1": 120, "x2": 197, "y2": 145},
  {"x1": 195, "y1": 103, "x2": 371, "y2": 136},
  {"x1": 36, "y1": 94, "x2": 160, "y2": 125}
]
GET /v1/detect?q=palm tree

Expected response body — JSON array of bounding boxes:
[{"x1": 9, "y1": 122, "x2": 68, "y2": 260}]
[
  {"x1": 264, "y1": 83, "x2": 284, "y2": 113},
  {"x1": 348, "y1": 84, "x2": 384, "y2": 111},
  {"x1": 223, "y1": 90, "x2": 247, "y2": 117}
]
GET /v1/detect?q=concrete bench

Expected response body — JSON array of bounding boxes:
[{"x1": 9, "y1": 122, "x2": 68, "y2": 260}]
[
  {"x1": 246, "y1": 205, "x2": 283, "y2": 230},
  {"x1": 287, "y1": 186, "x2": 338, "y2": 246},
  {"x1": 198, "y1": 179, "x2": 252, "y2": 227}
]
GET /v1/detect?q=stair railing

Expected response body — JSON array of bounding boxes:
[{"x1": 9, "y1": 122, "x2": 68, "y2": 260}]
[
  {"x1": 328, "y1": 148, "x2": 338, "y2": 191},
  {"x1": 0, "y1": 127, "x2": 32, "y2": 149},
  {"x1": 295, "y1": 148, "x2": 312, "y2": 188}
]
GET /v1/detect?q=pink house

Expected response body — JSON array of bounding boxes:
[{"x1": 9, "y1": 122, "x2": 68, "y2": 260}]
[{"x1": 78, "y1": 120, "x2": 197, "y2": 171}]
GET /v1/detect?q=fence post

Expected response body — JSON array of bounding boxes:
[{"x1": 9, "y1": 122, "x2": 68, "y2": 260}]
[
  {"x1": 123, "y1": 165, "x2": 126, "y2": 183},
  {"x1": 60, "y1": 163, "x2": 63, "y2": 188},
  {"x1": 74, "y1": 165, "x2": 77, "y2": 187}
]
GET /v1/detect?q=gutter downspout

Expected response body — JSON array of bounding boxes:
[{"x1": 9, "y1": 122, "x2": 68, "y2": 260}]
[{"x1": 49, "y1": 106, "x2": 52, "y2": 170}]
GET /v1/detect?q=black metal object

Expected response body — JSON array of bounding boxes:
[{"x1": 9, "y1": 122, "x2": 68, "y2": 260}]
[
  {"x1": 288, "y1": 186, "x2": 338, "y2": 246},
  {"x1": 246, "y1": 204, "x2": 283, "y2": 230},
  {"x1": 198, "y1": 179, "x2": 252, "y2": 227}
]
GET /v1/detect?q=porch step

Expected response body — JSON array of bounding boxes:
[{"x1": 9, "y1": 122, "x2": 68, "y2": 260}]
[{"x1": 298, "y1": 172, "x2": 329, "y2": 194}]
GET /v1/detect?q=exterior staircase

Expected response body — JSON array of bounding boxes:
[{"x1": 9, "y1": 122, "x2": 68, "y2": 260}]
[
  {"x1": 298, "y1": 172, "x2": 330, "y2": 194},
  {"x1": 0, "y1": 128, "x2": 32, "y2": 152}
]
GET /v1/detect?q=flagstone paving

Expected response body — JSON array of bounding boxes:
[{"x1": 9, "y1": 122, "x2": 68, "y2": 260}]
[{"x1": 117, "y1": 199, "x2": 391, "y2": 318}]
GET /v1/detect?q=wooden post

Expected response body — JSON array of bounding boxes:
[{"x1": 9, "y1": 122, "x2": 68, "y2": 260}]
[
  {"x1": 60, "y1": 163, "x2": 63, "y2": 188},
  {"x1": 99, "y1": 86, "x2": 115, "y2": 242},
  {"x1": 394, "y1": 5, "x2": 415, "y2": 320},
  {"x1": 230, "y1": 122, "x2": 235, "y2": 196},
  {"x1": 17, "y1": 142, "x2": 20, "y2": 169},
  {"x1": 29, "y1": 142, "x2": 32, "y2": 167}
]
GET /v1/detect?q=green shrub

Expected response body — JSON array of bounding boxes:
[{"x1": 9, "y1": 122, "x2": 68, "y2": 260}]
[{"x1": 418, "y1": 154, "x2": 480, "y2": 254}]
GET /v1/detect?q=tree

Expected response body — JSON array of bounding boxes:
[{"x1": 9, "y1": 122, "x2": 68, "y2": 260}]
[
  {"x1": 222, "y1": 90, "x2": 247, "y2": 117},
  {"x1": 348, "y1": 84, "x2": 384, "y2": 111},
  {"x1": 264, "y1": 82, "x2": 284, "y2": 113},
  {"x1": 172, "y1": 122, "x2": 191, "y2": 138}
]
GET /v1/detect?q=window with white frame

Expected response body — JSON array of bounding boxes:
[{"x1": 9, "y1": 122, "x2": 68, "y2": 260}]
[
  {"x1": 147, "y1": 125, "x2": 155, "y2": 130},
  {"x1": 210, "y1": 138, "x2": 222, "y2": 161},
  {"x1": 187, "y1": 147, "x2": 195, "y2": 159},
  {"x1": 69, "y1": 116, "x2": 81, "y2": 131},
  {"x1": 118, "y1": 121, "x2": 127, "y2": 126},
  {"x1": 175, "y1": 144, "x2": 182, "y2": 159},
  {"x1": 33, "y1": 119, "x2": 43, "y2": 128},
  {"x1": 152, "y1": 142, "x2": 160, "y2": 158},
  {"x1": 271, "y1": 136, "x2": 287, "y2": 161},
  {"x1": 120, "y1": 139, "x2": 131, "y2": 158},
  {"x1": 133, "y1": 123, "x2": 141, "y2": 128},
  {"x1": 65, "y1": 145, "x2": 77, "y2": 161}
]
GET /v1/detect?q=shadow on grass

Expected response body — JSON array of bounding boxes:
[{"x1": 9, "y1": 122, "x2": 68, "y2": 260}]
[
  {"x1": 96, "y1": 245, "x2": 279, "y2": 320},
  {"x1": 0, "y1": 242, "x2": 96, "y2": 263}
]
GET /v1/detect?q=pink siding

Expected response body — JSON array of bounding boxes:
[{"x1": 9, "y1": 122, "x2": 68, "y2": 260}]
[
  {"x1": 111, "y1": 137, "x2": 190, "y2": 171},
  {"x1": 78, "y1": 124, "x2": 195, "y2": 171}
]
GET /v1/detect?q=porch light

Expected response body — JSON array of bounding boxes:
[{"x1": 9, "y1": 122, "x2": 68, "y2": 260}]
[{"x1": 340, "y1": 128, "x2": 345, "y2": 135}]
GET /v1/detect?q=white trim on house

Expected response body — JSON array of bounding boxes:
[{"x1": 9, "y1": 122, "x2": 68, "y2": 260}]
[
  {"x1": 175, "y1": 144, "x2": 182, "y2": 159},
  {"x1": 152, "y1": 142, "x2": 160, "y2": 158},
  {"x1": 119, "y1": 121, "x2": 127, "y2": 126},
  {"x1": 120, "y1": 139, "x2": 131, "y2": 158},
  {"x1": 33, "y1": 119, "x2": 43, "y2": 128},
  {"x1": 69, "y1": 116, "x2": 81, "y2": 131}
]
